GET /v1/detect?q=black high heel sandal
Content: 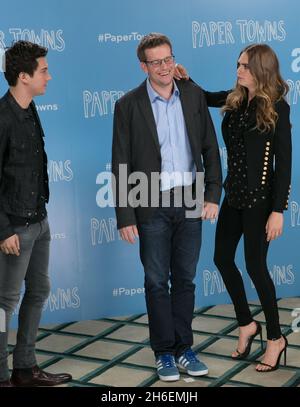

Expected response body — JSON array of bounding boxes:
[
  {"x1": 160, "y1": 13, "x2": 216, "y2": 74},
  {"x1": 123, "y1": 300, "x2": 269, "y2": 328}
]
[
  {"x1": 256, "y1": 334, "x2": 288, "y2": 372},
  {"x1": 232, "y1": 321, "x2": 263, "y2": 360}
]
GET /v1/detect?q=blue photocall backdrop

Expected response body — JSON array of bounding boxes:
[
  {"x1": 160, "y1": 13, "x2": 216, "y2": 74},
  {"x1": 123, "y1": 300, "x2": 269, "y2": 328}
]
[{"x1": 0, "y1": 0, "x2": 299, "y2": 326}]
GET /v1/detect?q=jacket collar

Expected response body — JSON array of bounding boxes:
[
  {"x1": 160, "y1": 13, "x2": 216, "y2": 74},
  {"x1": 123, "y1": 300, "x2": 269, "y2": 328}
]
[{"x1": 5, "y1": 90, "x2": 35, "y2": 122}]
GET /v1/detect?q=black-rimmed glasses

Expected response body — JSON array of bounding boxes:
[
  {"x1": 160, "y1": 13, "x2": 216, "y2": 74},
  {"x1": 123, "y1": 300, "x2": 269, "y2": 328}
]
[{"x1": 144, "y1": 55, "x2": 175, "y2": 68}]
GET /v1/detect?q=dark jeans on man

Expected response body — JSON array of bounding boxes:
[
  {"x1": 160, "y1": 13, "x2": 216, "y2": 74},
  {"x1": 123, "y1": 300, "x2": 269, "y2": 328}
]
[
  {"x1": 138, "y1": 199, "x2": 202, "y2": 357},
  {"x1": 0, "y1": 218, "x2": 50, "y2": 381}
]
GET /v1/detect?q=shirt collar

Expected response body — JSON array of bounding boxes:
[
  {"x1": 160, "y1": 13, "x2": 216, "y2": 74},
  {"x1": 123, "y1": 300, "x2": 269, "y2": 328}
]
[{"x1": 146, "y1": 78, "x2": 180, "y2": 103}]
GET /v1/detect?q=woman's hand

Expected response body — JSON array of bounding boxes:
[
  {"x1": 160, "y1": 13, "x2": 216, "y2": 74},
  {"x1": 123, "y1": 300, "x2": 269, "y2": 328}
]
[
  {"x1": 174, "y1": 63, "x2": 189, "y2": 80},
  {"x1": 265, "y1": 212, "x2": 284, "y2": 241}
]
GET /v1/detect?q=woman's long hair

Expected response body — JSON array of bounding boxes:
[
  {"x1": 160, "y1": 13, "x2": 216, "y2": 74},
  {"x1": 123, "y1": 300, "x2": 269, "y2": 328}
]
[{"x1": 222, "y1": 44, "x2": 289, "y2": 132}]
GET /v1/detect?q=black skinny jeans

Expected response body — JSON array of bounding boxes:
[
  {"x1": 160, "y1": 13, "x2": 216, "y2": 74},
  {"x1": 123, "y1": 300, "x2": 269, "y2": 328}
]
[{"x1": 214, "y1": 197, "x2": 282, "y2": 340}]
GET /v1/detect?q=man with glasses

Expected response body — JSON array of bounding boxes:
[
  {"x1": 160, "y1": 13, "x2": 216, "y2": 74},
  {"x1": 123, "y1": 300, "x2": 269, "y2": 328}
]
[{"x1": 112, "y1": 33, "x2": 222, "y2": 381}]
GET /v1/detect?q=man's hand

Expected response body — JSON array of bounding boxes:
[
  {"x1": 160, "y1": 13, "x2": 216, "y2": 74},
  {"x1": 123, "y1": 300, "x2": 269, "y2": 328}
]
[
  {"x1": 0, "y1": 234, "x2": 20, "y2": 256},
  {"x1": 119, "y1": 225, "x2": 139, "y2": 244},
  {"x1": 201, "y1": 202, "x2": 219, "y2": 220},
  {"x1": 174, "y1": 64, "x2": 189, "y2": 80},
  {"x1": 266, "y1": 212, "x2": 283, "y2": 242}
]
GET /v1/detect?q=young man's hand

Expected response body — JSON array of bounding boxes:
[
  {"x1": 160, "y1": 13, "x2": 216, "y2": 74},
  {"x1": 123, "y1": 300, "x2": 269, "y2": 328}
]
[{"x1": 0, "y1": 234, "x2": 20, "y2": 256}]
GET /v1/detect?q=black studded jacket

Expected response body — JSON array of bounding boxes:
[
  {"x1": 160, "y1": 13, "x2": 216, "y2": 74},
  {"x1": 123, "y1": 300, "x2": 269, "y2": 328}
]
[{"x1": 205, "y1": 90, "x2": 292, "y2": 212}]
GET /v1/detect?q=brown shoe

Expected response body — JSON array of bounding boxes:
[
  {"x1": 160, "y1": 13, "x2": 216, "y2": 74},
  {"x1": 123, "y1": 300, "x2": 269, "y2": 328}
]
[
  {"x1": 0, "y1": 379, "x2": 13, "y2": 387},
  {"x1": 11, "y1": 365, "x2": 72, "y2": 387}
]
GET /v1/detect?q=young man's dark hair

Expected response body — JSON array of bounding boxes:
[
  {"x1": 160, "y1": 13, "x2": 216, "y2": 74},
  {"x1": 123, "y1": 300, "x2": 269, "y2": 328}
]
[
  {"x1": 4, "y1": 40, "x2": 48, "y2": 86},
  {"x1": 136, "y1": 32, "x2": 172, "y2": 62}
]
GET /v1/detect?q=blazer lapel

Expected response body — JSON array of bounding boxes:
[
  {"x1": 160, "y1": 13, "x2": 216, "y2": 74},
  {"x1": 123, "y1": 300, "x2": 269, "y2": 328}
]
[{"x1": 177, "y1": 81, "x2": 198, "y2": 156}]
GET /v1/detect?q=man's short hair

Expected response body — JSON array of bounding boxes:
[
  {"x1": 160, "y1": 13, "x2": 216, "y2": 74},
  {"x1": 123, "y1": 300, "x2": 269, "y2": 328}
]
[
  {"x1": 137, "y1": 33, "x2": 172, "y2": 62},
  {"x1": 4, "y1": 40, "x2": 48, "y2": 86}
]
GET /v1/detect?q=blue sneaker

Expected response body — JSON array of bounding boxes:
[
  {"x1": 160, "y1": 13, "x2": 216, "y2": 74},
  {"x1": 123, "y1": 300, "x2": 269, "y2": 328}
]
[
  {"x1": 176, "y1": 349, "x2": 208, "y2": 376},
  {"x1": 155, "y1": 354, "x2": 180, "y2": 381}
]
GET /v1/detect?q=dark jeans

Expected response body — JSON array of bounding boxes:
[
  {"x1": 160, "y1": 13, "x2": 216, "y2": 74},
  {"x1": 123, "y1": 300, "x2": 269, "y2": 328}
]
[
  {"x1": 214, "y1": 198, "x2": 281, "y2": 340},
  {"x1": 138, "y1": 203, "x2": 202, "y2": 357},
  {"x1": 0, "y1": 218, "x2": 51, "y2": 381}
]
